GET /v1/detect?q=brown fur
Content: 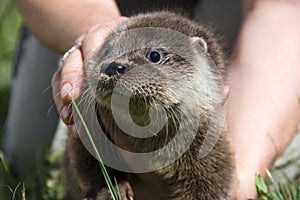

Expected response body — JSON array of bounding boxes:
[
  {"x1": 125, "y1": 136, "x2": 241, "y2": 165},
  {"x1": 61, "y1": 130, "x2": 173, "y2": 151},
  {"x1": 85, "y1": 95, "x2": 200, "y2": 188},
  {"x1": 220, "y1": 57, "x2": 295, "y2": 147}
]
[{"x1": 64, "y1": 11, "x2": 233, "y2": 200}]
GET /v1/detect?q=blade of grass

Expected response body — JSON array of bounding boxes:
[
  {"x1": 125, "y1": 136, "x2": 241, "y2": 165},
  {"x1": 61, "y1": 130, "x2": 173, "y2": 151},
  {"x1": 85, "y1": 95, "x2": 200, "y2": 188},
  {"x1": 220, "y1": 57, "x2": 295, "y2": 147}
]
[
  {"x1": 0, "y1": 151, "x2": 10, "y2": 172},
  {"x1": 22, "y1": 182, "x2": 26, "y2": 200},
  {"x1": 266, "y1": 170, "x2": 284, "y2": 200},
  {"x1": 255, "y1": 174, "x2": 268, "y2": 196},
  {"x1": 114, "y1": 177, "x2": 122, "y2": 200},
  {"x1": 12, "y1": 182, "x2": 21, "y2": 200},
  {"x1": 71, "y1": 97, "x2": 118, "y2": 200}
]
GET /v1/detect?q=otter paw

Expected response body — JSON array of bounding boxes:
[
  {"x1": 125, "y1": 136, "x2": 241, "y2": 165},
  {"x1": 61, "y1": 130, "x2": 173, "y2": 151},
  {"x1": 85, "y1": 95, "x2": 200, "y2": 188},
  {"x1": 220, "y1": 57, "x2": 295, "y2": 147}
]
[{"x1": 83, "y1": 181, "x2": 134, "y2": 200}]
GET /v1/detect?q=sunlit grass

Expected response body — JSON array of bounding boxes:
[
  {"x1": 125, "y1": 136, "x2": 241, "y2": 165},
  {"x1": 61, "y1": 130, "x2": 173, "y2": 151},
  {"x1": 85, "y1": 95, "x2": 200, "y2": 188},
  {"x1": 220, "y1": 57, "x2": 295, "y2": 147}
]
[{"x1": 256, "y1": 170, "x2": 300, "y2": 200}]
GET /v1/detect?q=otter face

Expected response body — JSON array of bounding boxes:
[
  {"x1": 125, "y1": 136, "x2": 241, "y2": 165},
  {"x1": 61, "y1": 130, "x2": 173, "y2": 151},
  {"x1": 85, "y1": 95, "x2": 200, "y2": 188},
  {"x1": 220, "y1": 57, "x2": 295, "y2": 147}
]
[
  {"x1": 82, "y1": 24, "x2": 227, "y2": 132},
  {"x1": 96, "y1": 48, "x2": 185, "y2": 107},
  {"x1": 89, "y1": 28, "x2": 213, "y2": 111}
]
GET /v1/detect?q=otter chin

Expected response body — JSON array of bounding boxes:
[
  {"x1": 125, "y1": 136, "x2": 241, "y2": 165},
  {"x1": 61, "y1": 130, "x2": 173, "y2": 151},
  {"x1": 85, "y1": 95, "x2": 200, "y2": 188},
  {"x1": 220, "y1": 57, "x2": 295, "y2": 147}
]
[{"x1": 63, "y1": 11, "x2": 234, "y2": 200}]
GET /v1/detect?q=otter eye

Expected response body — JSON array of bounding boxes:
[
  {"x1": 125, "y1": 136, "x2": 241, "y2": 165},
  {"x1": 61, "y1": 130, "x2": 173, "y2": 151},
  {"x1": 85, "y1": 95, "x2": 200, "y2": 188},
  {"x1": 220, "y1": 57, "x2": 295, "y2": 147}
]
[{"x1": 148, "y1": 50, "x2": 162, "y2": 63}]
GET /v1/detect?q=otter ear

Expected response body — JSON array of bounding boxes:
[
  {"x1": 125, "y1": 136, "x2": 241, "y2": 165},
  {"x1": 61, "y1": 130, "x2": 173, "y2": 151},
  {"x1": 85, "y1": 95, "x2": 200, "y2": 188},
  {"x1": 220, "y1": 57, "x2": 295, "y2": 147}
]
[{"x1": 191, "y1": 36, "x2": 208, "y2": 53}]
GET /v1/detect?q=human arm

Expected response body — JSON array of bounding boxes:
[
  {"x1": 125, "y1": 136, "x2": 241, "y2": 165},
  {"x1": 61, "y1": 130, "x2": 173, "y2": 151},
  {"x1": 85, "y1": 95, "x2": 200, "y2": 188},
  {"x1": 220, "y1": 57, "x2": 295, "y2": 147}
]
[
  {"x1": 16, "y1": 0, "x2": 121, "y2": 53},
  {"x1": 15, "y1": 0, "x2": 126, "y2": 130},
  {"x1": 228, "y1": 0, "x2": 300, "y2": 198}
]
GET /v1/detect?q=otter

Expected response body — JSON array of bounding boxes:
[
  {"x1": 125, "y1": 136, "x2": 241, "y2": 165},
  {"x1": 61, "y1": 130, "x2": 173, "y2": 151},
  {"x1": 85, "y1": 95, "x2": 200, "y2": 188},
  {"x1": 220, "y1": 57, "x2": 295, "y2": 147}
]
[{"x1": 63, "y1": 11, "x2": 233, "y2": 200}]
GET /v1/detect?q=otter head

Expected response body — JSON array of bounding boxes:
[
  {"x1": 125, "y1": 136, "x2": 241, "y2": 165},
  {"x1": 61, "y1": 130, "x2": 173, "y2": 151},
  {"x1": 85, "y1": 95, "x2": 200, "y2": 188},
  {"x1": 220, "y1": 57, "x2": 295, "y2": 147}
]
[{"x1": 83, "y1": 12, "x2": 228, "y2": 153}]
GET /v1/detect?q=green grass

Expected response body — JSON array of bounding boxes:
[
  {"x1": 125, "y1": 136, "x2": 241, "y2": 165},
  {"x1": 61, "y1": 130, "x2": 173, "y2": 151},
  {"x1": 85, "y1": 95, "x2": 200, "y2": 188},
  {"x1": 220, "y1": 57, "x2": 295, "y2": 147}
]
[
  {"x1": 0, "y1": 148, "x2": 65, "y2": 200},
  {"x1": 256, "y1": 171, "x2": 300, "y2": 200}
]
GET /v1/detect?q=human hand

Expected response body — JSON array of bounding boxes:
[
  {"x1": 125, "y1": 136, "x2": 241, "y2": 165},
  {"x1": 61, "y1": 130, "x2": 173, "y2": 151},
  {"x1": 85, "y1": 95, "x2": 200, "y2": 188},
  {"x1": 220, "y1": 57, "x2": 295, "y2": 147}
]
[
  {"x1": 226, "y1": 79, "x2": 281, "y2": 199},
  {"x1": 52, "y1": 17, "x2": 128, "y2": 138},
  {"x1": 228, "y1": 130, "x2": 276, "y2": 200}
]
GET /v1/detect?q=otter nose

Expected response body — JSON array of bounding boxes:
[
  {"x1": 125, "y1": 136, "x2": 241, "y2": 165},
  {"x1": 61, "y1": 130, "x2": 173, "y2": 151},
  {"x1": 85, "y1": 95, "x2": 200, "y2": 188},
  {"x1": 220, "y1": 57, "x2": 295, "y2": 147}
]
[{"x1": 102, "y1": 62, "x2": 127, "y2": 76}]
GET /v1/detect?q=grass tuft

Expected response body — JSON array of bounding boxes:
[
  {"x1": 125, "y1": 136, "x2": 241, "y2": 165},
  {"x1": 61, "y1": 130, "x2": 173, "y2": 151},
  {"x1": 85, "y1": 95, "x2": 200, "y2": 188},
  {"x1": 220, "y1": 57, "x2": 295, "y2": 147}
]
[{"x1": 255, "y1": 170, "x2": 300, "y2": 200}]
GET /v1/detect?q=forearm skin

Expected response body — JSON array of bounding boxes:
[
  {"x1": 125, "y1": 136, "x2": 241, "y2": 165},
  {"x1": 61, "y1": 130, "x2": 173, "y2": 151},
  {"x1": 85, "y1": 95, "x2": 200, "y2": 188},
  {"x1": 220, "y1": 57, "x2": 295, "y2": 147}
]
[{"x1": 16, "y1": 0, "x2": 120, "y2": 53}]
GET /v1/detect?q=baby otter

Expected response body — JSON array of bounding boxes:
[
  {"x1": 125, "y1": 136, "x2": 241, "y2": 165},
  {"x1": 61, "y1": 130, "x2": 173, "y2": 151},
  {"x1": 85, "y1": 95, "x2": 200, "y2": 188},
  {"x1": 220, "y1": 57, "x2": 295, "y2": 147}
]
[{"x1": 63, "y1": 11, "x2": 233, "y2": 200}]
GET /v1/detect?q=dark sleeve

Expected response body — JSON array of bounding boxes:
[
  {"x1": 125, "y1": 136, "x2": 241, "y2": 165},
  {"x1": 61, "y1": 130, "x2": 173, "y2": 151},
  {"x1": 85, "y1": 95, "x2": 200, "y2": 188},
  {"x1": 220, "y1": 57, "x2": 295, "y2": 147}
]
[{"x1": 115, "y1": 0, "x2": 200, "y2": 17}]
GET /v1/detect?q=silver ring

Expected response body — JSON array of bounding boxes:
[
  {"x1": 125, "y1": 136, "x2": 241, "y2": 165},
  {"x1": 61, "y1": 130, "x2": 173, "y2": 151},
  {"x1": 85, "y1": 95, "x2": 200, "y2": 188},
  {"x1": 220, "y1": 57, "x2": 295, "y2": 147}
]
[{"x1": 58, "y1": 44, "x2": 82, "y2": 68}]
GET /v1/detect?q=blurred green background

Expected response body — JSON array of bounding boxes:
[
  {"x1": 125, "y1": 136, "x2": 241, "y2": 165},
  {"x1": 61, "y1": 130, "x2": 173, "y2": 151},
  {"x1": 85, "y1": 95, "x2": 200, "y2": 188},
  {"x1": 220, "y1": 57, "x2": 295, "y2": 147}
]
[
  {"x1": 0, "y1": 0, "x2": 21, "y2": 130},
  {"x1": 0, "y1": 2, "x2": 63, "y2": 199},
  {"x1": 0, "y1": 0, "x2": 22, "y2": 199}
]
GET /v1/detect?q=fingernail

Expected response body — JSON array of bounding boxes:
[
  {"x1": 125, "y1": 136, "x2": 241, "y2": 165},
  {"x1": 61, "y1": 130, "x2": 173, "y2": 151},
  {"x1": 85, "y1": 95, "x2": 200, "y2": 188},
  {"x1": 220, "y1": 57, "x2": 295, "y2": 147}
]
[{"x1": 61, "y1": 83, "x2": 73, "y2": 99}]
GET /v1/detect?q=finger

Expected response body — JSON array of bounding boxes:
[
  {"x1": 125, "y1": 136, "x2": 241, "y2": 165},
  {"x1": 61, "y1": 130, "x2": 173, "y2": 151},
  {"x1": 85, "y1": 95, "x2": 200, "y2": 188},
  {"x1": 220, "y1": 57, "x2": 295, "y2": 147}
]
[
  {"x1": 52, "y1": 69, "x2": 74, "y2": 125},
  {"x1": 60, "y1": 46, "x2": 83, "y2": 103},
  {"x1": 52, "y1": 69, "x2": 63, "y2": 112}
]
